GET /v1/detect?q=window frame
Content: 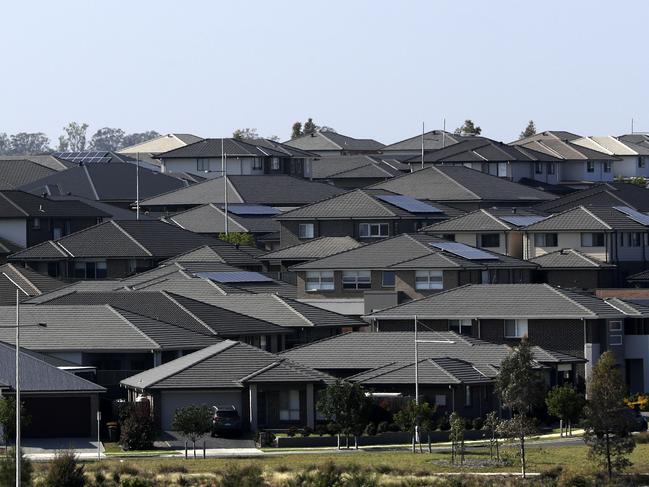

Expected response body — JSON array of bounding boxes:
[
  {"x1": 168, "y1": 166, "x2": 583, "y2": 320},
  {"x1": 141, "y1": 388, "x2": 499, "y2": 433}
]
[
  {"x1": 547, "y1": 162, "x2": 556, "y2": 175},
  {"x1": 586, "y1": 160, "x2": 595, "y2": 173},
  {"x1": 342, "y1": 270, "x2": 372, "y2": 290},
  {"x1": 479, "y1": 233, "x2": 500, "y2": 248},
  {"x1": 382, "y1": 270, "x2": 396, "y2": 288},
  {"x1": 504, "y1": 319, "x2": 529, "y2": 338},
  {"x1": 271, "y1": 157, "x2": 280, "y2": 171},
  {"x1": 497, "y1": 162, "x2": 508, "y2": 177},
  {"x1": 415, "y1": 270, "x2": 443, "y2": 290},
  {"x1": 252, "y1": 158, "x2": 263, "y2": 170},
  {"x1": 73, "y1": 260, "x2": 108, "y2": 279},
  {"x1": 298, "y1": 223, "x2": 315, "y2": 240},
  {"x1": 639, "y1": 156, "x2": 646, "y2": 169},
  {"x1": 534, "y1": 233, "x2": 558, "y2": 247},
  {"x1": 32, "y1": 217, "x2": 41, "y2": 230},
  {"x1": 196, "y1": 158, "x2": 210, "y2": 172},
  {"x1": 603, "y1": 160, "x2": 612, "y2": 173},
  {"x1": 358, "y1": 222, "x2": 389, "y2": 238},
  {"x1": 448, "y1": 319, "x2": 472, "y2": 335},
  {"x1": 279, "y1": 389, "x2": 300, "y2": 421},
  {"x1": 534, "y1": 161, "x2": 543, "y2": 174},
  {"x1": 305, "y1": 271, "x2": 334, "y2": 292},
  {"x1": 465, "y1": 386, "x2": 472, "y2": 407},
  {"x1": 581, "y1": 232, "x2": 605, "y2": 247}
]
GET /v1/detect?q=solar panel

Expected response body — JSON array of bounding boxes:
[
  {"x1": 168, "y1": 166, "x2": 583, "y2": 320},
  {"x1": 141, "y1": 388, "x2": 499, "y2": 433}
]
[
  {"x1": 53, "y1": 151, "x2": 112, "y2": 164},
  {"x1": 375, "y1": 194, "x2": 442, "y2": 213},
  {"x1": 499, "y1": 215, "x2": 547, "y2": 227},
  {"x1": 430, "y1": 242, "x2": 499, "y2": 260},
  {"x1": 196, "y1": 271, "x2": 273, "y2": 283},
  {"x1": 613, "y1": 206, "x2": 649, "y2": 226},
  {"x1": 223, "y1": 205, "x2": 281, "y2": 216}
]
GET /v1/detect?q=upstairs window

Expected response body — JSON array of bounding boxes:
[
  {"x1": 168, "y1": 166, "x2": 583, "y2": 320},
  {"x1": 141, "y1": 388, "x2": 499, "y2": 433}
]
[
  {"x1": 504, "y1": 319, "x2": 528, "y2": 338},
  {"x1": 603, "y1": 161, "x2": 612, "y2": 173},
  {"x1": 534, "y1": 233, "x2": 558, "y2": 247},
  {"x1": 639, "y1": 157, "x2": 646, "y2": 168},
  {"x1": 382, "y1": 271, "x2": 396, "y2": 287},
  {"x1": 74, "y1": 260, "x2": 107, "y2": 279},
  {"x1": 298, "y1": 223, "x2": 315, "y2": 239},
  {"x1": 586, "y1": 160, "x2": 595, "y2": 173},
  {"x1": 448, "y1": 319, "x2": 472, "y2": 335},
  {"x1": 581, "y1": 232, "x2": 605, "y2": 247},
  {"x1": 32, "y1": 217, "x2": 41, "y2": 230},
  {"x1": 305, "y1": 271, "x2": 334, "y2": 291},
  {"x1": 415, "y1": 270, "x2": 443, "y2": 290},
  {"x1": 359, "y1": 223, "x2": 389, "y2": 238},
  {"x1": 342, "y1": 270, "x2": 371, "y2": 290},
  {"x1": 442, "y1": 234, "x2": 455, "y2": 241},
  {"x1": 480, "y1": 233, "x2": 500, "y2": 248}
]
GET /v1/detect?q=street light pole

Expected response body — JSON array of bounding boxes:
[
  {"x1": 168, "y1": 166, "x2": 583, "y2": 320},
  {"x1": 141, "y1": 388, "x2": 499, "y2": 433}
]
[{"x1": 15, "y1": 288, "x2": 20, "y2": 487}]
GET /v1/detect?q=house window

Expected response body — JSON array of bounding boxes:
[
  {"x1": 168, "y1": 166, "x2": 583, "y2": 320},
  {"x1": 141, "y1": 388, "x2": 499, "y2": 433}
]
[
  {"x1": 415, "y1": 270, "x2": 443, "y2": 290},
  {"x1": 73, "y1": 260, "x2": 107, "y2": 279},
  {"x1": 298, "y1": 223, "x2": 315, "y2": 239},
  {"x1": 534, "y1": 162, "x2": 543, "y2": 174},
  {"x1": 359, "y1": 223, "x2": 389, "y2": 238},
  {"x1": 435, "y1": 394, "x2": 447, "y2": 407},
  {"x1": 603, "y1": 161, "x2": 612, "y2": 173},
  {"x1": 196, "y1": 158, "x2": 210, "y2": 171},
  {"x1": 342, "y1": 270, "x2": 371, "y2": 290},
  {"x1": 480, "y1": 233, "x2": 500, "y2": 248},
  {"x1": 639, "y1": 157, "x2": 646, "y2": 168},
  {"x1": 382, "y1": 271, "x2": 396, "y2": 288},
  {"x1": 271, "y1": 157, "x2": 280, "y2": 170},
  {"x1": 305, "y1": 271, "x2": 334, "y2": 291},
  {"x1": 534, "y1": 233, "x2": 558, "y2": 247},
  {"x1": 465, "y1": 386, "x2": 472, "y2": 407},
  {"x1": 497, "y1": 162, "x2": 508, "y2": 177},
  {"x1": 581, "y1": 232, "x2": 605, "y2": 247},
  {"x1": 547, "y1": 162, "x2": 556, "y2": 175},
  {"x1": 279, "y1": 389, "x2": 300, "y2": 421},
  {"x1": 32, "y1": 217, "x2": 41, "y2": 230},
  {"x1": 442, "y1": 234, "x2": 455, "y2": 241},
  {"x1": 624, "y1": 232, "x2": 642, "y2": 247},
  {"x1": 252, "y1": 158, "x2": 263, "y2": 170},
  {"x1": 609, "y1": 335, "x2": 623, "y2": 346},
  {"x1": 480, "y1": 270, "x2": 493, "y2": 284},
  {"x1": 586, "y1": 160, "x2": 595, "y2": 173},
  {"x1": 449, "y1": 319, "x2": 472, "y2": 335},
  {"x1": 504, "y1": 319, "x2": 528, "y2": 338},
  {"x1": 609, "y1": 320, "x2": 622, "y2": 332}
]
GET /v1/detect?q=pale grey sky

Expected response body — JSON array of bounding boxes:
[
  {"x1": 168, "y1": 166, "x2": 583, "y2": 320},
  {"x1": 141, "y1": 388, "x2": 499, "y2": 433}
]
[{"x1": 2, "y1": 0, "x2": 648, "y2": 145}]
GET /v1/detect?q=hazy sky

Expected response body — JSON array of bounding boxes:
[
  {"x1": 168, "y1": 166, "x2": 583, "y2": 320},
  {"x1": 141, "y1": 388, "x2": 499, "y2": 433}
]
[{"x1": 2, "y1": 0, "x2": 648, "y2": 145}]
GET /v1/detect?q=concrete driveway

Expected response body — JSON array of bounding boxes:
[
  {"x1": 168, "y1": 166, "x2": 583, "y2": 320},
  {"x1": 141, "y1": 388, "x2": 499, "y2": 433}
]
[
  {"x1": 155, "y1": 430, "x2": 256, "y2": 450},
  {"x1": 19, "y1": 438, "x2": 103, "y2": 460}
]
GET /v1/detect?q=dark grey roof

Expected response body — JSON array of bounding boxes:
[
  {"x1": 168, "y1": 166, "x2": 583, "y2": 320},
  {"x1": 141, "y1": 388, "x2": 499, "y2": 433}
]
[
  {"x1": 276, "y1": 189, "x2": 461, "y2": 220},
  {"x1": 48, "y1": 195, "x2": 152, "y2": 220},
  {"x1": 121, "y1": 340, "x2": 333, "y2": 391},
  {"x1": 0, "y1": 341, "x2": 104, "y2": 393},
  {"x1": 511, "y1": 131, "x2": 618, "y2": 161},
  {"x1": 293, "y1": 234, "x2": 536, "y2": 271},
  {"x1": 8, "y1": 220, "x2": 221, "y2": 261},
  {"x1": 380, "y1": 130, "x2": 463, "y2": 152},
  {"x1": 528, "y1": 249, "x2": 615, "y2": 269},
  {"x1": 155, "y1": 138, "x2": 310, "y2": 159},
  {"x1": 370, "y1": 166, "x2": 556, "y2": 202},
  {"x1": 167, "y1": 204, "x2": 279, "y2": 234},
  {"x1": 0, "y1": 160, "x2": 57, "y2": 189},
  {"x1": 284, "y1": 131, "x2": 384, "y2": 152},
  {"x1": 524, "y1": 206, "x2": 649, "y2": 232},
  {"x1": 20, "y1": 163, "x2": 189, "y2": 202},
  {"x1": 0, "y1": 190, "x2": 110, "y2": 218},
  {"x1": 422, "y1": 208, "x2": 545, "y2": 232},
  {"x1": 0, "y1": 263, "x2": 65, "y2": 304},
  {"x1": 368, "y1": 284, "x2": 624, "y2": 320},
  {"x1": 261, "y1": 237, "x2": 361, "y2": 262},
  {"x1": 308, "y1": 156, "x2": 404, "y2": 180},
  {"x1": 163, "y1": 241, "x2": 264, "y2": 268},
  {"x1": 619, "y1": 134, "x2": 649, "y2": 150},
  {"x1": 140, "y1": 175, "x2": 346, "y2": 207},
  {"x1": 627, "y1": 269, "x2": 649, "y2": 282},
  {"x1": 533, "y1": 183, "x2": 649, "y2": 213}
]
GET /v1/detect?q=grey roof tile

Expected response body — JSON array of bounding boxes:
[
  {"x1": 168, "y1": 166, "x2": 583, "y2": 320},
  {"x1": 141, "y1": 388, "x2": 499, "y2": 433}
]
[
  {"x1": 533, "y1": 183, "x2": 649, "y2": 213},
  {"x1": 528, "y1": 249, "x2": 615, "y2": 269},
  {"x1": 524, "y1": 206, "x2": 648, "y2": 231},
  {"x1": 168, "y1": 204, "x2": 279, "y2": 234},
  {"x1": 261, "y1": 237, "x2": 361, "y2": 262},
  {"x1": 284, "y1": 132, "x2": 384, "y2": 152}
]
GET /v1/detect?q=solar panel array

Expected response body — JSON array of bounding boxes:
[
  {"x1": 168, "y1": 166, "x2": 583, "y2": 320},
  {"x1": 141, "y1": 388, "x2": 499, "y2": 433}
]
[
  {"x1": 375, "y1": 194, "x2": 442, "y2": 213},
  {"x1": 613, "y1": 206, "x2": 649, "y2": 226},
  {"x1": 499, "y1": 215, "x2": 547, "y2": 227},
  {"x1": 196, "y1": 271, "x2": 273, "y2": 283},
  {"x1": 53, "y1": 151, "x2": 112, "y2": 164},
  {"x1": 224, "y1": 204, "x2": 281, "y2": 216},
  {"x1": 430, "y1": 242, "x2": 499, "y2": 261}
]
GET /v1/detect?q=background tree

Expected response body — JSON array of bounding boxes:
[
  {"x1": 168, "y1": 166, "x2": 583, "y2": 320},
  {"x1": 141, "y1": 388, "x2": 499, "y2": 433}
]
[
  {"x1": 89, "y1": 127, "x2": 125, "y2": 151},
  {"x1": 546, "y1": 384, "x2": 585, "y2": 436},
  {"x1": 303, "y1": 118, "x2": 317, "y2": 135},
  {"x1": 9, "y1": 132, "x2": 51, "y2": 154},
  {"x1": 291, "y1": 122, "x2": 303, "y2": 139},
  {"x1": 454, "y1": 119, "x2": 482, "y2": 136},
  {"x1": 232, "y1": 128, "x2": 259, "y2": 140},
  {"x1": 317, "y1": 380, "x2": 371, "y2": 449},
  {"x1": 449, "y1": 412, "x2": 466, "y2": 465},
  {"x1": 172, "y1": 405, "x2": 212, "y2": 459},
  {"x1": 0, "y1": 133, "x2": 10, "y2": 155},
  {"x1": 0, "y1": 396, "x2": 31, "y2": 445},
  {"x1": 584, "y1": 351, "x2": 636, "y2": 478},
  {"x1": 58, "y1": 122, "x2": 89, "y2": 152},
  {"x1": 520, "y1": 120, "x2": 537, "y2": 139},
  {"x1": 120, "y1": 131, "x2": 161, "y2": 149},
  {"x1": 393, "y1": 400, "x2": 436, "y2": 453},
  {"x1": 218, "y1": 233, "x2": 256, "y2": 248},
  {"x1": 495, "y1": 337, "x2": 546, "y2": 478},
  {"x1": 266, "y1": 135, "x2": 280, "y2": 142}
]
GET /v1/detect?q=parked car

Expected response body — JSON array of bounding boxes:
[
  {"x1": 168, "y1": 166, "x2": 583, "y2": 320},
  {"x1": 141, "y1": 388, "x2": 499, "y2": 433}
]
[
  {"x1": 621, "y1": 408, "x2": 648, "y2": 432},
  {"x1": 211, "y1": 405, "x2": 242, "y2": 436}
]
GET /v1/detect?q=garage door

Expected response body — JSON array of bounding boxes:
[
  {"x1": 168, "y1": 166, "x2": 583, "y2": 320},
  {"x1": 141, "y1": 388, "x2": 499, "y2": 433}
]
[
  {"x1": 160, "y1": 391, "x2": 242, "y2": 431},
  {"x1": 23, "y1": 397, "x2": 91, "y2": 438}
]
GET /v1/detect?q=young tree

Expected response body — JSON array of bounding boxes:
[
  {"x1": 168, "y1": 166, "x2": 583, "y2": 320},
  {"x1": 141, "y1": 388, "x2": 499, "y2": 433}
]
[
  {"x1": 291, "y1": 122, "x2": 303, "y2": 139},
  {"x1": 0, "y1": 449, "x2": 32, "y2": 486},
  {"x1": 546, "y1": 384, "x2": 585, "y2": 436},
  {"x1": 89, "y1": 127, "x2": 125, "y2": 151},
  {"x1": 232, "y1": 128, "x2": 259, "y2": 140},
  {"x1": 303, "y1": 118, "x2": 317, "y2": 135},
  {"x1": 0, "y1": 396, "x2": 31, "y2": 445},
  {"x1": 454, "y1": 119, "x2": 482, "y2": 136},
  {"x1": 118, "y1": 402, "x2": 154, "y2": 451},
  {"x1": 393, "y1": 400, "x2": 436, "y2": 453},
  {"x1": 218, "y1": 232, "x2": 256, "y2": 248},
  {"x1": 44, "y1": 450, "x2": 86, "y2": 487},
  {"x1": 58, "y1": 122, "x2": 89, "y2": 152},
  {"x1": 495, "y1": 337, "x2": 546, "y2": 478},
  {"x1": 482, "y1": 411, "x2": 501, "y2": 461},
  {"x1": 519, "y1": 120, "x2": 537, "y2": 139},
  {"x1": 449, "y1": 412, "x2": 465, "y2": 465},
  {"x1": 317, "y1": 380, "x2": 371, "y2": 449},
  {"x1": 172, "y1": 405, "x2": 213, "y2": 459},
  {"x1": 583, "y1": 352, "x2": 636, "y2": 478}
]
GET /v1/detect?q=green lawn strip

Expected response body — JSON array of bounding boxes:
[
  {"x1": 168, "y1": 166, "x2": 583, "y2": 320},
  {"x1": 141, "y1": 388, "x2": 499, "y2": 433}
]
[{"x1": 102, "y1": 442, "x2": 180, "y2": 456}]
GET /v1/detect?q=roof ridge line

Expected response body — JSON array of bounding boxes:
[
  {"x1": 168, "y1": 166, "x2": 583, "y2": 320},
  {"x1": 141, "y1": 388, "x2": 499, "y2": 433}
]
[
  {"x1": 428, "y1": 358, "x2": 461, "y2": 383},
  {"x1": 0, "y1": 192, "x2": 29, "y2": 217},
  {"x1": 111, "y1": 221, "x2": 154, "y2": 256},
  {"x1": 433, "y1": 166, "x2": 481, "y2": 200},
  {"x1": 544, "y1": 284, "x2": 597, "y2": 317},
  {"x1": 272, "y1": 294, "x2": 315, "y2": 327},
  {"x1": 105, "y1": 304, "x2": 161, "y2": 349},
  {"x1": 83, "y1": 165, "x2": 100, "y2": 200},
  {"x1": 481, "y1": 209, "x2": 513, "y2": 230},
  {"x1": 160, "y1": 291, "x2": 218, "y2": 336},
  {"x1": 6, "y1": 263, "x2": 41, "y2": 294},
  {"x1": 579, "y1": 206, "x2": 613, "y2": 230},
  {"x1": 403, "y1": 234, "x2": 462, "y2": 267}
]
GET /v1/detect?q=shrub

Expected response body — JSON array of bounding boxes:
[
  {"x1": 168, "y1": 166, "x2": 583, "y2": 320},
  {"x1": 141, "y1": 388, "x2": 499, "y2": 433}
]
[
  {"x1": 557, "y1": 471, "x2": 592, "y2": 487},
  {"x1": 119, "y1": 478, "x2": 152, "y2": 487},
  {"x1": 327, "y1": 422, "x2": 340, "y2": 436},
  {"x1": 287, "y1": 426, "x2": 299, "y2": 437},
  {"x1": 44, "y1": 450, "x2": 86, "y2": 487},
  {"x1": 376, "y1": 421, "x2": 389, "y2": 434},
  {"x1": 285, "y1": 461, "x2": 341, "y2": 487},
  {"x1": 301, "y1": 426, "x2": 313, "y2": 437},
  {"x1": 118, "y1": 402, "x2": 154, "y2": 451},
  {"x1": 94, "y1": 471, "x2": 106, "y2": 486},
  {"x1": 315, "y1": 424, "x2": 328, "y2": 436},
  {"x1": 115, "y1": 463, "x2": 140, "y2": 477},
  {"x1": 345, "y1": 469, "x2": 378, "y2": 487},
  {"x1": 635, "y1": 432, "x2": 649, "y2": 444},
  {"x1": 219, "y1": 464, "x2": 265, "y2": 487},
  {"x1": 156, "y1": 463, "x2": 188, "y2": 474},
  {"x1": 0, "y1": 449, "x2": 33, "y2": 487},
  {"x1": 364, "y1": 422, "x2": 377, "y2": 436},
  {"x1": 438, "y1": 413, "x2": 451, "y2": 431},
  {"x1": 387, "y1": 422, "x2": 401, "y2": 432},
  {"x1": 472, "y1": 417, "x2": 484, "y2": 431}
]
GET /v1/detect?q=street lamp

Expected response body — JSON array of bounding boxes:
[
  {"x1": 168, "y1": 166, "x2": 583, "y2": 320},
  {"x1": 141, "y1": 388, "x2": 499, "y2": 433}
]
[{"x1": 2, "y1": 273, "x2": 46, "y2": 487}]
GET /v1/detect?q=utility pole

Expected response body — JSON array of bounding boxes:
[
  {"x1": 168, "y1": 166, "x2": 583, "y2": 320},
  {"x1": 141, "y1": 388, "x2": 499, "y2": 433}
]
[
  {"x1": 421, "y1": 123, "x2": 425, "y2": 170},
  {"x1": 222, "y1": 138, "x2": 229, "y2": 234},
  {"x1": 15, "y1": 288, "x2": 20, "y2": 487},
  {"x1": 631, "y1": 118, "x2": 635, "y2": 134},
  {"x1": 442, "y1": 118, "x2": 446, "y2": 148},
  {"x1": 414, "y1": 315, "x2": 419, "y2": 445},
  {"x1": 136, "y1": 152, "x2": 140, "y2": 220}
]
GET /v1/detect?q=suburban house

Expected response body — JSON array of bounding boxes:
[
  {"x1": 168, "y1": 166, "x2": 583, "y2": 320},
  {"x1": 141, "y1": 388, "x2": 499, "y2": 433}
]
[
  {"x1": 421, "y1": 208, "x2": 548, "y2": 258},
  {"x1": 19, "y1": 163, "x2": 190, "y2": 208},
  {"x1": 304, "y1": 155, "x2": 409, "y2": 189},
  {"x1": 275, "y1": 189, "x2": 463, "y2": 248},
  {"x1": 571, "y1": 136, "x2": 649, "y2": 179},
  {"x1": 0, "y1": 190, "x2": 109, "y2": 249},
  {"x1": 121, "y1": 340, "x2": 334, "y2": 432},
  {"x1": 7, "y1": 219, "x2": 223, "y2": 279},
  {"x1": 0, "y1": 262, "x2": 65, "y2": 304},
  {"x1": 117, "y1": 133, "x2": 203, "y2": 168},
  {"x1": 510, "y1": 131, "x2": 618, "y2": 185},
  {"x1": 533, "y1": 182, "x2": 649, "y2": 214},
  {"x1": 290, "y1": 233, "x2": 537, "y2": 315},
  {"x1": 366, "y1": 283, "x2": 639, "y2": 386},
  {"x1": 619, "y1": 133, "x2": 649, "y2": 150},
  {"x1": 528, "y1": 248, "x2": 616, "y2": 289},
  {"x1": 379, "y1": 130, "x2": 463, "y2": 156},
  {"x1": 403, "y1": 137, "x2": 562, "y2": 182},
  {"x1": 139, "y1": 175, "x2": 346, "y2": 214},
  {"x1": 0, "y1": 157, "x2": 69, "y2": 190},
  {"x1": 282, "y1": 331, "x2": 584, "y2": 418},
  {"x1": 522, "y1": 205, "x2": 649, "y2": 276},
  {"x1": 369, "y1": 166, "x2": 556, "y2": 211},
  {"x1": 284, "y1": 130, "x2": 384, "y2": 156},
  {"x1": 0, "y1": 341, "x2": 105, "y2": 438},
  {"x1": 155, "y1": 138, "x2": 315, "y2": 178}
]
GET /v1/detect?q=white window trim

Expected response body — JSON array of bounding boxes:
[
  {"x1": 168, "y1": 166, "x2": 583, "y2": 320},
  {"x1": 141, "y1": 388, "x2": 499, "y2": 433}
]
[
  {"x1": 359, "y1": 222, "x2": 389, "y2": 238},
  {"x1": 609, "y1": 320, "x2": 622, "y2": 332},
  {"x1": 504, "y1": 319, "x2": 528, "y2": 338},
  {"x1": 305, "y1": 271, "x2": 334, "y2": 292},
  {"x1": 298, "y1": 223, "x2": 315, "y2": 240},
  {"x1": 342, "y1": 270, "x2": 371, "y2": 290},
  {"x1": 609, "y1": 334, "x2": 623, "y2": 346},
  {"x1": 448, "y1": 319, "x2": 472, "y2": 335},
  {"x1": 415, "y1": 270, "x2": 443, "y2": 290}
]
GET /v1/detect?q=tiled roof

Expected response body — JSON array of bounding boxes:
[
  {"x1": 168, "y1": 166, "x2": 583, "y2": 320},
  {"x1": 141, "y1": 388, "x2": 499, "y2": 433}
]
[
  {"x1": 261, "y1": 237, "x2": 361, "y2": 262},
  {"x1": 0, "y1": 160, "x2": 57, "y2": 189},
  {"x1": 0, "y1": 263, "x2": 65, "y2": 304},
  {"x1": 528, "y1": 249, "x2": 615, "y2": 269},
  {"x1": 167, "y1": 203, "x2": 279, "y2": 234},
  {"x1": 284, "y1": 131, "x2": 384, "y2": 152},
  {"x1": 533, "y1": 183, "x2": 649, "y2": 213},
  {"x1": 308, "y1": 155, "x2": 404, "y2": 180},
  {"x1": 524, "y1": 205, "x2": 648, "y2": 231},
  {"x1": 0, "y1": 190, "x2": 110, "y2": 218},
  {"x1": 511, "y1": 131, "x2": 618, "y2": 161},
  {"x1": 381, "y1": 130, "x2": 463, "y2": 152},
  {"x1": 422, "y1": 209, "x2": 532, "y2": 232},
  {"x1": 368, "y1": 284, "x2": 625, "y2": 320}
]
